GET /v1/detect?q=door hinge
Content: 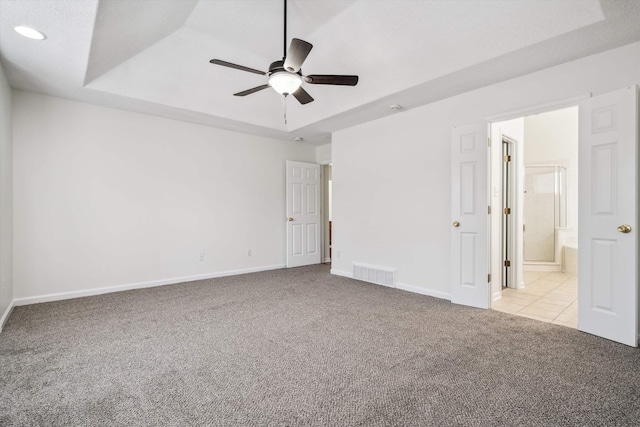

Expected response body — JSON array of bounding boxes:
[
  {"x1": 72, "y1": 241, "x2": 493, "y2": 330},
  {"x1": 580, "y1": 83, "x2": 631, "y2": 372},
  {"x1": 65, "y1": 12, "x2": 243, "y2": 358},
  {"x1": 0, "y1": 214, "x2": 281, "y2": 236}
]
[
  {"x1": 488, "y1": 274, "x2": 491, "y2": 283},
  {"x1": 488, "y1": 205, "x2": 491, "y2": 214},
  {"x1": 504, "y1": 155, "x2": 511, "y2": 162},
  {"x1": 504, "y1": 260, "x2": 511, "y2": 267},
  {"x1": 503, "y1": 207, "x2": 511, "y2": 215}
]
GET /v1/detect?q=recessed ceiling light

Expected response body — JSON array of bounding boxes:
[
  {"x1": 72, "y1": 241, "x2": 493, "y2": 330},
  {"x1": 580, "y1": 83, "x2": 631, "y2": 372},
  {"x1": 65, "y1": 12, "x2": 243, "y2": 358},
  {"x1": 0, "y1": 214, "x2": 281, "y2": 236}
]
[
  {"x1": 14, "y1": 25, "x2": 47, "y2": 40},
  {"x1": 293, "y1": 137, "x2": 304, "y2": 142},
  {"x1": 389, "y1": 104, "x2": 402, "y2": 111}
]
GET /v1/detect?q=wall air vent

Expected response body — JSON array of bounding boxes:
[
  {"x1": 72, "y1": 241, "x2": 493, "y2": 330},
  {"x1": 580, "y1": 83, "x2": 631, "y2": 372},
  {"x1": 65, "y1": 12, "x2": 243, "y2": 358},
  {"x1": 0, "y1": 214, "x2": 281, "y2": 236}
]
[{"x1": 352, "y1": 262, "x2": 397, "y2": 288}]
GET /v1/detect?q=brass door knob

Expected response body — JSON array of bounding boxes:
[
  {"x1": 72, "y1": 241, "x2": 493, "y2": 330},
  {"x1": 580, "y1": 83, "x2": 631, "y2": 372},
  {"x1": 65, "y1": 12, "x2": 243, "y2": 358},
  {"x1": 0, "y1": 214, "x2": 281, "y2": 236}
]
[
  {"x1": 617, "y1": 224, "x2": 632, "y2": 233},
  {"x1": 288, "y1": 217, "x2": 294, "y2": 221},
  {"x1": 452, "y1": 221, "x2": 460, "y2": 227}
]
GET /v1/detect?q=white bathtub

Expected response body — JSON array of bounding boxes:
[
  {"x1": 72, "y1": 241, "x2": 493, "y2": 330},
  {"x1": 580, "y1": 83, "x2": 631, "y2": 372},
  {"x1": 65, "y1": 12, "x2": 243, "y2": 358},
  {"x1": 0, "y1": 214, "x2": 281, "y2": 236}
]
[{"x1": 563, "y1": 241, "x2": 578, "y2": 277}]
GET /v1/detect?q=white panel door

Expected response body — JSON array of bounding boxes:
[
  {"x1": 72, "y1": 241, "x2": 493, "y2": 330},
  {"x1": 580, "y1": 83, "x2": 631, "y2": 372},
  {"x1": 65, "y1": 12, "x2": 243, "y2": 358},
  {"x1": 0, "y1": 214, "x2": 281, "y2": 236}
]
[
  {"x1": 286, "y1": 160, "x2": 322, "y2": 268},
  {"x1": 451, "y1": 124, "x2": 490, "y2": 308},
  {"x1": 578, "y1": 86, "x2": 638, "y2": 347}
]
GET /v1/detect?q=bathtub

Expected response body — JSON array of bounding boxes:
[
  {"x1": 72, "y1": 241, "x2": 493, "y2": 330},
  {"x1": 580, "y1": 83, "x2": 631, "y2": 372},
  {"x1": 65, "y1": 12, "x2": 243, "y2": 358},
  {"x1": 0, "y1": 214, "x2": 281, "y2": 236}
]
[{"x1": 563, "y1": 239, "x2": 578, "y2": 277}]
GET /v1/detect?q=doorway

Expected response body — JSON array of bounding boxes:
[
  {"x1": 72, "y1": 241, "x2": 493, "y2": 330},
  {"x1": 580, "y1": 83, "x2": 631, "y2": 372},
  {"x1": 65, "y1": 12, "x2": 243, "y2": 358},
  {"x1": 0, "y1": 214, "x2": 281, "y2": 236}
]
[
  {"x1": 322, "y1": 164, "x2": 332, "y2": 264},
  {"x1": 490, "y1": 106, "x2": 579, "y2": 329}
]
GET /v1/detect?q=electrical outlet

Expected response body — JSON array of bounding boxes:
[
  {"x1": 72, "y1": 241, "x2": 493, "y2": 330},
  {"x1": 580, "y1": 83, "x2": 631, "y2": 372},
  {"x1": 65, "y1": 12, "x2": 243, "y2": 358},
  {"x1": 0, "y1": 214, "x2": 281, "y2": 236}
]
[
  {"x1": 199, "y1": 253, "x2": 205, "y2": 262},
  {"x1": 336, "y1": 250, "x2": 341, "y2": 259},
  {"x1": 247, "y1": 249, "x2": 252, "y2": 257}
]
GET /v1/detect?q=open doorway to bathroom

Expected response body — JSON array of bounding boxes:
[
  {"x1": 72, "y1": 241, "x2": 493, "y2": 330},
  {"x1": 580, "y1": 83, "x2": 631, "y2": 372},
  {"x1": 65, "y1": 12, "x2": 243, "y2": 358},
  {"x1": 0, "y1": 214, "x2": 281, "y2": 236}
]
[
  {"x1": 322, "y1": 164, "x2": 332, "y2": 264},
  {"x1": 490, "y1": 106, "x2": 579, "y2": 329}
]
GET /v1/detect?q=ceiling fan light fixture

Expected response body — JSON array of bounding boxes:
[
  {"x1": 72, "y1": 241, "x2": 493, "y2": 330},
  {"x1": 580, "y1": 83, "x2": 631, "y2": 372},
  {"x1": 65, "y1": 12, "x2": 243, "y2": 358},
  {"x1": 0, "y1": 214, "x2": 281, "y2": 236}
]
[{"x1": 269, "y1": 71, "x2": 302, "y2": 95}]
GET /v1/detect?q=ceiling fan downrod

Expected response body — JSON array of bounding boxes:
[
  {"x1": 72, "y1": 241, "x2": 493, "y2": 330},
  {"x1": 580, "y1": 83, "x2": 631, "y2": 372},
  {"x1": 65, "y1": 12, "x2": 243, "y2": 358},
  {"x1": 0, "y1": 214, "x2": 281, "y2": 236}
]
[{"x1": 283, "y1": 0, "x2": 287, "y2": 59}]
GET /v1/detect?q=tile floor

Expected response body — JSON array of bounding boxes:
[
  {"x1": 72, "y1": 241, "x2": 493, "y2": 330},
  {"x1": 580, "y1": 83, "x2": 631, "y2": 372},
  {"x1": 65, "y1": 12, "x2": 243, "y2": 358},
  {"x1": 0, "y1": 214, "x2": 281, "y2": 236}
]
[{"x1": 492, "y1": 270, "x2": 578, "y2": 329}]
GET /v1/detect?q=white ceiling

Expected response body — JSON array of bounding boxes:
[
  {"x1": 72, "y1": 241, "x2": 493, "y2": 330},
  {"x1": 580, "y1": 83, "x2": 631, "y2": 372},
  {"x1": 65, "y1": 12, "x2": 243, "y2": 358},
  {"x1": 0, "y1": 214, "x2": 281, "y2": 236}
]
[{"x1": 1, "y1": 0, "x2": 639, "y2": 145}]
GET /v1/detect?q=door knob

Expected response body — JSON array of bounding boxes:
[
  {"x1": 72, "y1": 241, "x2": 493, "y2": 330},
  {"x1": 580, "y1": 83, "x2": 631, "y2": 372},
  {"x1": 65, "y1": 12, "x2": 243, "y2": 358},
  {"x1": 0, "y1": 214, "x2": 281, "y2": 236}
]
[
  {"x1": 617, "y1": 224, "x2": 632, "y2": 233},
  {"x1": 452, "y1": 221, "x2": 460, "y2": 227},
  {"x1": 288, "y1": 217, "x2": 294, "y2": 221}
]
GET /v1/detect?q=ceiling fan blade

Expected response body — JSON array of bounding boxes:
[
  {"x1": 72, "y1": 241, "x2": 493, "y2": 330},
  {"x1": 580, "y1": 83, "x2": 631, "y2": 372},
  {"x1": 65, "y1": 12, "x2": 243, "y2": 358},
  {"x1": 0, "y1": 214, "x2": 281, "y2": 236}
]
[
  {"x1": 210, "y1": 59, "x2": 266, "y2": 75},
  {"x1": 292, "y1": 87, "x2": 314, "y2": 105},
  {"x1": 234, "y1": 85, "x2": 270, "y2": 97},
  {"x1": 283, "y1": 38, "x2": 313, "y2": 73},
  {"x1": 305, "y1": 75, "x2": 359, "y2": 86}
]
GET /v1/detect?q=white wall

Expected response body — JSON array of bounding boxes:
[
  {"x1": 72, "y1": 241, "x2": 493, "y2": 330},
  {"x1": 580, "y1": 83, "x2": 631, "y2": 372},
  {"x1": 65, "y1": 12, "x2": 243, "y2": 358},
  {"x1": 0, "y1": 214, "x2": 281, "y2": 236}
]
[
  {"x1": 332, "y1": 41, "x2": 640, "y2": 298},
  {"x1": 316, "y1": 143, "x2": 331, "y2": 165},
  {"x1": 0, "y1": 62, "x2": 13, "y2": 329},
  {"x1": 13, "y1": 91, "x2": 315, "y2": 301}
]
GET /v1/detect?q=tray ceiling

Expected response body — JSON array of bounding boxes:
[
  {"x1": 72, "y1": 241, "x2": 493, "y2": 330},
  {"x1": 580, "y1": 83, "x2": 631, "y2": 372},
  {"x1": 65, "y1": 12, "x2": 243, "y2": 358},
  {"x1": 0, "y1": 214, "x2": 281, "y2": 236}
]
[{"x1": 1, "y1": 0, "x2": 639, "y2": 145}]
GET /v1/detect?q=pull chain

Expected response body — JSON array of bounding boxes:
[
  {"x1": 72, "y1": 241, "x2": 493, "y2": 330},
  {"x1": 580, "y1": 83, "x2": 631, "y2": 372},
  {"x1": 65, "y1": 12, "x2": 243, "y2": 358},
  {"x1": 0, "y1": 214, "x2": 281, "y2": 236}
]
[{"x1": 283, "y1": 94, "x2": 288, "y2": 125}]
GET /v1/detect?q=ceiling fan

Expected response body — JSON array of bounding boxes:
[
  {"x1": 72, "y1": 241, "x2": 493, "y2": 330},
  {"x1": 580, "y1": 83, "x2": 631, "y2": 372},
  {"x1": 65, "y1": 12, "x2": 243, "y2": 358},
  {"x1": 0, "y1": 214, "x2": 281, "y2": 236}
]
[{"x1": 209, "y1": 0, "x2": 358, "y2": 105}]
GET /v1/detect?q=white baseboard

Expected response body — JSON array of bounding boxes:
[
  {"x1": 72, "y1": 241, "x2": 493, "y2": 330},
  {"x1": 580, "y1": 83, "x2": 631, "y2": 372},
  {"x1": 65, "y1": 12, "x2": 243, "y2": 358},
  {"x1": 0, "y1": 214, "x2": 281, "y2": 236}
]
[
  {"x1": 0, "y1": 300, "x2": 15, "y2": 333},
  {"x1": 13, "y1": 264, "x2": 286, "y2": 307},
  {"x1": 323, "y1": 258, "x2": 332, "y2": 263},
  {"x1": 331, "y1": 269, "x2": 452, "y2": 300},
  {"x1": 330, "y1": 269, "x2": 352, "y2": 278},
  {"x1": 395, "y1": 282, "x2": 451, "y2": 301},
  {"x1": 524, "y1": 264, "x2": 562, "y2": 272},
  {"x1": 492, "y1": 291, "x2": 502, "y2": 302}
]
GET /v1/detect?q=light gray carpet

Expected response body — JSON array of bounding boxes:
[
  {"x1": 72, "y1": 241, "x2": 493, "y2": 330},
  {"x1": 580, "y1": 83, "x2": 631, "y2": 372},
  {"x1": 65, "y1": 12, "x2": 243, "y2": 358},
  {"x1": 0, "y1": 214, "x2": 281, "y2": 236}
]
[{"x1": 1, "y1": 264, "x2": 639, "y2": 426}]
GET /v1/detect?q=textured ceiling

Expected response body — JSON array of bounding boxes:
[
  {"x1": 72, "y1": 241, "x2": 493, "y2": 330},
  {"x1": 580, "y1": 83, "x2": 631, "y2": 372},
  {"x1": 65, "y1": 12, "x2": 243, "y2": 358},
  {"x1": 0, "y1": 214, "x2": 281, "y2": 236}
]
[{"x1": 1, "y1": 0, "x2": 640, "y2": 145}]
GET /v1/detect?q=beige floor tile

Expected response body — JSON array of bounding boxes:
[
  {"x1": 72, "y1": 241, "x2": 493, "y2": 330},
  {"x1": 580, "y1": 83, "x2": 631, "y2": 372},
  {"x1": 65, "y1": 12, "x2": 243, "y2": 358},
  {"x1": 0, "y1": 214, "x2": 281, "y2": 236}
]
[
  {"x1": 541, "y1": 272, "x2": 573, "y2": 283},
  {"x1": 495, "y1": 273, "x2": 580, "y2": 327},
  {"x1": 531, "y1": 298, "x2": 571, "y2": 312},
  {"x1": 523, "y1": 271, "x2": 548, "y2": 284},
  {"x1": 493, "y1": 297, "x2": 528, "y2": 308},
  {"x1": 519, "y1": 304, "x2": 563, "y2": 320},
  {"x1": 501, "y1": 292, "x2": 540, "y2": 305},
  {"x1": 560, "y1": 306, "x2": 578, "y2": 316},
  {"x1": 536, "y1": 293, "x2": 576, "y2": 306},
  {"x1": 549, "y1": 287, "x2": 578, "y2": 297},
  {"x1": 526, "y1": 280, "x2": 562, "y2": 290},
  {"x1": 518, "y1": 312, "x2": 552, "y2": 323},
  {"x1": 563, "y1": 277, "x2": 578, "y2": 285},
  {"x1": 552, "y1": 319, "x2": 578, "y2": 329},
  {"x1": 526, "y1": 300, "x2": 568, "y2": 312},
  {"x1": 515, "y1": 287, "x2": 549, "y2": 296},
  {"x1": 492, "y1": 304, "x2": 523, "y2": 315},
  {"x1": 501, "y1": 288, "x2": 528, "y2": 295},
  {"x1": 555, "y1": 311, "x2": 578, "y2": 323}
]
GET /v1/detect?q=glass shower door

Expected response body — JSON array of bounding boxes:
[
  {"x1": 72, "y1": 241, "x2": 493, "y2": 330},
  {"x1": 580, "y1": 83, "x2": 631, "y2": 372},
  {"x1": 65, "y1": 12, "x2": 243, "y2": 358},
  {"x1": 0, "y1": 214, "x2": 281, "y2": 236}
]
[{"x1": 523, "y1": 166, "x2": 556, "y2": 262}]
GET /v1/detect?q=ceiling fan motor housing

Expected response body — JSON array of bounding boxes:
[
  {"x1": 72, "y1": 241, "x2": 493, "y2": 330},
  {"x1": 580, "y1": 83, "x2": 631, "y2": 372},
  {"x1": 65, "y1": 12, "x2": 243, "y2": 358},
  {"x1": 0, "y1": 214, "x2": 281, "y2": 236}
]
[{"x1": 268, "y1": 60, "x2": 300, "y2": 76}]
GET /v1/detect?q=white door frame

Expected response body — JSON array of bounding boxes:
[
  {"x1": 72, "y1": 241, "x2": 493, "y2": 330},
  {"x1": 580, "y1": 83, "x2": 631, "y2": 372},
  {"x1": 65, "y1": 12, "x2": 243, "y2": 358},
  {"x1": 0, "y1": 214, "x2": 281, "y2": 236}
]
[
  {"x1": 486, "y1": 95, "x2": 588, "y2": 302},
  {"x1": 319, "y1": 162, "x2": 332, "y2": 264},
  {"x1": 500, "y1": 134, "x2": 520, "y2": 290}
]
